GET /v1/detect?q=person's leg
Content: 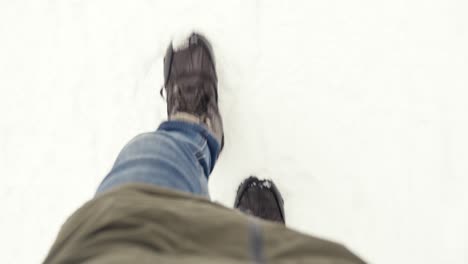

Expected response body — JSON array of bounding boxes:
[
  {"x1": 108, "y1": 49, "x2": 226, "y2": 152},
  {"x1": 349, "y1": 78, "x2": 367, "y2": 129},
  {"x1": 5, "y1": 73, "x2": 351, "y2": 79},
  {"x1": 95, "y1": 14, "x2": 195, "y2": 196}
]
[
  {"x1": 97, "y1": 33, "x2": 223, "y2": 197},
  {"x1": 96, "y1": 120, "x2": 220, "y2": 197}
]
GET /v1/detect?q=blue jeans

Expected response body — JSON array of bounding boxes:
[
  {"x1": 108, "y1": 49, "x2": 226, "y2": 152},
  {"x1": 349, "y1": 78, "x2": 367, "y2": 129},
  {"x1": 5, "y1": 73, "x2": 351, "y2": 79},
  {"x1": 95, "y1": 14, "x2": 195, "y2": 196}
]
[{"x1": 96, "y1": 121, "x2": 221, "y2": 197}]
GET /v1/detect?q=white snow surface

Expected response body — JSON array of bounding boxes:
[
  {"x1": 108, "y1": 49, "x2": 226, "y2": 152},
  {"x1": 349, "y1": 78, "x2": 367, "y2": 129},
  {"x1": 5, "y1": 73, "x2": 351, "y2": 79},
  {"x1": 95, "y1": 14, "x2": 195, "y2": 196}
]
[{"x1": 1, "y1": 1, "x2": 467, "y2": 263}]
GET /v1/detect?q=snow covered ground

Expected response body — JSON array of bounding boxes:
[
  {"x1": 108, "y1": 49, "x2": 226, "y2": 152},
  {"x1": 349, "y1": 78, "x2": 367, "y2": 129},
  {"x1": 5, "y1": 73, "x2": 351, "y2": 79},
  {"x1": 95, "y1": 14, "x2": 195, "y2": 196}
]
[{"x1": 1, "y1": 0, "x2": 467, "y2": 263}]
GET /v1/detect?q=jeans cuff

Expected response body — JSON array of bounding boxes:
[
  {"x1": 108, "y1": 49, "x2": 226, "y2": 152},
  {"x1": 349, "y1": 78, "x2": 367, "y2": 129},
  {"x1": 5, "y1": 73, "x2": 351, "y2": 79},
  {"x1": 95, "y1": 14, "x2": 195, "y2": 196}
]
[{"x1": 158, "y1": 120, "x2": 220, "y2": 171}]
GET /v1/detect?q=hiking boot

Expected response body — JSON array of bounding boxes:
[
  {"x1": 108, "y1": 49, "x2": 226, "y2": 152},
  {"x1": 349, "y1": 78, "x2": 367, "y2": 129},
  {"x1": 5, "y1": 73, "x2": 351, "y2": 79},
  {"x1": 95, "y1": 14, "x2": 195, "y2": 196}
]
[
  {"x1": 234, "y1": 176, "x2": 286, "y2": 224},
  {"x1": 163, "y1": 33, "x2": 224, "y2": 151}
]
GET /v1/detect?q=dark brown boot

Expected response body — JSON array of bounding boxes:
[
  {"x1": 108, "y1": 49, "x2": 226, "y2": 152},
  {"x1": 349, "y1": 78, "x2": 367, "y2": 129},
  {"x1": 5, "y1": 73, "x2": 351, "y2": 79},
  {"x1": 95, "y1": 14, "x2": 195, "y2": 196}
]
[
  {"x1": 234, "y1": 176, "x2": 286, "y2": 224},
  {"x1": 163, "y1": 33, "x2": 224, "y2": 150}
]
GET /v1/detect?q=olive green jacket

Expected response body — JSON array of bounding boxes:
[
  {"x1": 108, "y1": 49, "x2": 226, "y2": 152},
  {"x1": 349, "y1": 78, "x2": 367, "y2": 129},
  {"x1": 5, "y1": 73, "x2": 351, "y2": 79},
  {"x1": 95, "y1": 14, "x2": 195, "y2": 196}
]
[{"x1": 45, "y1": 184, "x2": 365, "y2": 264}]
